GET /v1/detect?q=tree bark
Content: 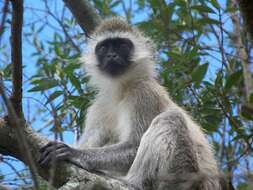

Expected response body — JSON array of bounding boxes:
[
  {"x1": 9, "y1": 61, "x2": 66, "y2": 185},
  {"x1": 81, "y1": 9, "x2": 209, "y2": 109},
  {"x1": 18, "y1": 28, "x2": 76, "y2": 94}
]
[
  {"x1": 237, "y1": 0, "x2": 253, "y2": 45},
  {"x1": 63, "y1": 0, "x2": 101, "y2": 35},
  {"x1": 231, "y1": 2, "x2": 253, "y2": 101},
  {"x1": 10, "y1": 0, "x2": 23, "y2": 117},
  {"x1": 0, "y1": 119, "x2": 129, "y2": 189}
]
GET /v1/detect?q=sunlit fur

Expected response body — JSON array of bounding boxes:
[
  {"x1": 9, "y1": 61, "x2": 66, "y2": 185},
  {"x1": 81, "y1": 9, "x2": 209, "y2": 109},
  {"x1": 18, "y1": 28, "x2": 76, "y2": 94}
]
[{"x1": 81, "y1": 17, "x2": 156, "y2": 91}]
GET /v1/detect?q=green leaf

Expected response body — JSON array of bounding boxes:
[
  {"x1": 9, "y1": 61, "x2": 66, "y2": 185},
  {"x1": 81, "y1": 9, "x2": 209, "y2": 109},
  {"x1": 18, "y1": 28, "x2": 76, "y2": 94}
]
[
  {"x1": 110, "y1": 0, "x2": 121, "y2": 8},
  {"x1": 69, "y1": 74, "x2": 82, "y2": 91},
  {"x1": 241, "y1": 104, "x2": 253, "y2": 120},
  {"x1": 28, "y1": 78, "x2": 59, "y2": 92},
  {"x1": 202, "y1": 122, "x2": 218, "y2": 132},
  {"x1": 214, "y1": 70, "x2": 223, "y2": 87},
  {"x1": 224, "y1": 70, "x2": 242, "y2": 91},
  {"x1": 191, "y1": 5, "x2": 215, "y2": 14},
  {"x1": 241, "y1": 109, "x2": 253, "y2": 120},
  {"x1": 250, "y1": 93, "x2": 253, "y2": 104},
  {"x1": 69, "y1": 96, "x2": 89, "y2": 109},
  {"x1": 54, "y1": 46, "x2": 62, "y2": 57},
  {"x1": 210, "y1": 0, "x2": 220, "y2": 10},
  {"x1": 63, "y1": 61, "x2": 81, "y2": 75},
  {"x1": 198, "y1": 18, "x2": 220, "y2": 25},
  {"x1": 46, "y1": 91, "x2": 63, "y2": 104},
  {"x1": 191, "y1": 63, "x2": 209, "y2": 86}
]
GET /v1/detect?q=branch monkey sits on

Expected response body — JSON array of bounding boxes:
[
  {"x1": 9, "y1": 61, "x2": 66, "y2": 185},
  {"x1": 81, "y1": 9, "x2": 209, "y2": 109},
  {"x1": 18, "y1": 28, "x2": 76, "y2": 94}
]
[{"x1": 39, "y1": 17, "x2": 222, "y2": 190}]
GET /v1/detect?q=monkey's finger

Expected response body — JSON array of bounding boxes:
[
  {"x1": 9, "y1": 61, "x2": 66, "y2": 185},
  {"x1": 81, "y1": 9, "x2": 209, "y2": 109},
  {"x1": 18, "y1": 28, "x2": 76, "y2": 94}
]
[
  {"x1": 39, "y1": 142, "x2": 66, "y2": 154},
  {"x1": 53, "y1": 147, "x2": 71, "y2": 159},
  {"x1": 38, "y1": 153, "x2": 53, "y2": 167},
  {"x1": 40, "y1": 141, "x2": 67, "y2": 151},
  {"x1": 55, "y1": 148, "x2": 71, "y2": 160},
  {"x1": 39, "y1": 147, "x2": 70, "y2": 167},
  {"x1": 39, "y1": 141, "x2": 58, "y2": 152},
  {"x1": 38, "y1": 144, "x2": 67, "y2": 164},
  {"x1": 38, "y1": 146, "x2": 71, "y2": 166}
]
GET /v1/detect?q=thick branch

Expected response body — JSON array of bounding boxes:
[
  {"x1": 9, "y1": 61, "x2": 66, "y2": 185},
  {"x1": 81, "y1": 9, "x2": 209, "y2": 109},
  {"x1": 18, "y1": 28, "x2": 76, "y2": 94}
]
[
  {"x1": 0, "y1": 118, "x2": 68, "y2": 188},
  {"x1": 63, "y1": 0, "x2": 101, "y2": 35},
  {"x1": 10, "y1": 0, "x2": 23, "y2": 117},
  {"x1": 0, "y1": 79, "x2": 40, "y2": 188},
  {"x1": 231, "y1": 2, "x2": 253, "y2": 101},
  {"x1": 237, "y1": 0, "x2": 253, "y2": 45},
  {"x1": 0, "y1": 120, "x2": 129, "y2": 189}
]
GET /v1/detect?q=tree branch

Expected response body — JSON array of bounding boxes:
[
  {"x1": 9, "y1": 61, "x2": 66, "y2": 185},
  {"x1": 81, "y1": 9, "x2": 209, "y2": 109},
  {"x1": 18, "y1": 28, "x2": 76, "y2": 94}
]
[
  {"x1": 0, "y1": 0, "x2": 9, "y2": 45},
  {"x1": 237, "y1": 0, "x2": 253, "y2": 45},
  {"x1": 10, "y1": 0, "x2": 23, "y2": 117},
  {"x1": 0, "y1": 118, "x2": 70, "y2": 187},
  {"x1": 62, "y1": 0, "x2": 101, "y2": 35},
  {"x1": 0, "y1": 120, "x2": 129, "y2": 189},
  {"x1": 0, "y1": 80, "x2": 40, "y2": 188},
  {"x1": 231, "y1": 2, "x2": 253, "y2": 101}
]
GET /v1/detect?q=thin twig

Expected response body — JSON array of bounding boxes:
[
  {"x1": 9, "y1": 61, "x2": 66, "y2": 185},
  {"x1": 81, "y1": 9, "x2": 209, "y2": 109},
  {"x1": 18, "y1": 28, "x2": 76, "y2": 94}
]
[
  {"x1": 44, "y1": 0, "x2": 81, "y2": 54},
  {"x1": 0, "y1": 0, "x2": 9, "y2": 45},
  {"x1": 2, "y1": 159, "x2": 29, "y2": 184}
]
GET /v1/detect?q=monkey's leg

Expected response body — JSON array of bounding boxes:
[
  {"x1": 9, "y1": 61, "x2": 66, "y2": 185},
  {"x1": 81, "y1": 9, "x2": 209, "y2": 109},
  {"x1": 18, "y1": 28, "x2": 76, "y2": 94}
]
[{"x1": 125, "y1": 110, "x2": 200, "y2": 190}]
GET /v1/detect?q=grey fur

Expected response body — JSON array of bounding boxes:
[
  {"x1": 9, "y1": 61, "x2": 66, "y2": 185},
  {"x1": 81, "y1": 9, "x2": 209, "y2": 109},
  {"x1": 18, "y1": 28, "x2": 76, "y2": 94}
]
[
  {"x1": 76, "y1": 18, "x2": 222, "y2": 190},
  {"x1": 75, "y1": 79, "x2": 221, "y2": 190}
]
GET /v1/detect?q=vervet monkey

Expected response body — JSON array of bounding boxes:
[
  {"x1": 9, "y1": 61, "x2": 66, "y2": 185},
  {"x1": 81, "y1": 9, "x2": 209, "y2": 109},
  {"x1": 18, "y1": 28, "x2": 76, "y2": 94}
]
[{"x1": 39, "y1": 17, "x2": 222, "y2": 190}]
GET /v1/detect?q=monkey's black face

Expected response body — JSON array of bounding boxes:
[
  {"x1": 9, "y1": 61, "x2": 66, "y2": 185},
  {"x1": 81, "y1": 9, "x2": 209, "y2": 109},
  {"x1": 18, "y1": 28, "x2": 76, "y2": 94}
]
[{"x1": 95, "y1": 37, "x2": 134, "y2": 77}]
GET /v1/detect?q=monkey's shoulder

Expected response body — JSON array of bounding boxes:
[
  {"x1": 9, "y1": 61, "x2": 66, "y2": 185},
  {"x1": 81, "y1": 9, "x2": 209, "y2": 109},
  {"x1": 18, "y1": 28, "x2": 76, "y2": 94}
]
[{"x1": 124, "y1": 79, "x2": 172, "y2": 106}]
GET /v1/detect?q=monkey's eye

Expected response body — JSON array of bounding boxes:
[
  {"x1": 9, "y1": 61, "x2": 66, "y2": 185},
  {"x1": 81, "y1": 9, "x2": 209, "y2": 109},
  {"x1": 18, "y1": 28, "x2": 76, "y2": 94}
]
[
  {"x1": 119, "y1": 43, "x2": 130, "y2": 52},
  {"x1": 98, "y1": 45, "x2": 107, "y2": 54}
]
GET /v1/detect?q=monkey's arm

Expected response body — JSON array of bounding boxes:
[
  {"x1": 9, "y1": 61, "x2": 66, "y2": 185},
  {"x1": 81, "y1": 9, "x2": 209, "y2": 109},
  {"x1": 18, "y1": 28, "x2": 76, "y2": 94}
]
[{"x1": 38, "y1": 141, "x2": 138, "y2": 173}]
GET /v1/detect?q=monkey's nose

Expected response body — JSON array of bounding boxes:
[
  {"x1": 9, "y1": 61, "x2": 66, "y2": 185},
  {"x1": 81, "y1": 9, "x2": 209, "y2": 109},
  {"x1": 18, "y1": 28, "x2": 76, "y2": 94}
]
[{"x1": 107, "y1": 53, "x2": 117, "y2": 59}]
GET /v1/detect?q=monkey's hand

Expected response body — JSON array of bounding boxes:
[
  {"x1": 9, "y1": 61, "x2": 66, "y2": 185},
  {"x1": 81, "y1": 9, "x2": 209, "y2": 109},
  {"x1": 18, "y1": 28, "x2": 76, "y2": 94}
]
[{"x1": 38, "y1": 141, "x2": 85, "y2": 169}]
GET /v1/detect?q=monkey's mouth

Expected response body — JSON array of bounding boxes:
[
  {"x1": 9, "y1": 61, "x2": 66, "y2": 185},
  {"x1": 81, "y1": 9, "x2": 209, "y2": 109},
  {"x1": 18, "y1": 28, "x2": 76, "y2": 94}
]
[{"x1": 98, "y1": 60, "x2": 130, "y2": 76}]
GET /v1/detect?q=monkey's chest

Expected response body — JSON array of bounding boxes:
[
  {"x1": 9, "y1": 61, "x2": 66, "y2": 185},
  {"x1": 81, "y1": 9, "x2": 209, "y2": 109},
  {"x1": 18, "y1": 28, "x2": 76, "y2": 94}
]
[{"x1": 103, "y1": 102, "x2": 132, "y2": 144}]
